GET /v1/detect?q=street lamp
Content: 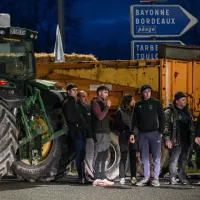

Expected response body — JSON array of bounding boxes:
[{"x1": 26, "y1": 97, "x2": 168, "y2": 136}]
[{"x1": 58, "y1": 0, "x2": 65, "y2": 51}]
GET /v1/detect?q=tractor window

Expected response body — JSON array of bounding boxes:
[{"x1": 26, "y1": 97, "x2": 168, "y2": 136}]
[{"x1": 0, "y1": 38, "x2": 34, "y2": 78}]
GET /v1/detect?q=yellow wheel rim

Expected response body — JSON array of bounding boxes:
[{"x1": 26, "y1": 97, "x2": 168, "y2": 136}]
[
  {"x1": 22, "y1": 116, "x2": 52, "y2": 165},
  {"x1": 34, "y1": 117, "x2": 52, "y2": 158}
]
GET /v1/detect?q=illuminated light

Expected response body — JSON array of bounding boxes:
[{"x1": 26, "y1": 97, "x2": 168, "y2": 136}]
[
  {"x1": 30, "y1": 34, "x2": 34, "y2": 39},
  {"x1": 54, "y1": 83, "x2": 63, "y2": 89},
  {"x1": 35, "y1": 35, "x2": 38, "y2": 39},
  {"x1": 0, "y1": 30, "x2": 5, "y2": 35},
  {"x1": 0, "y1": 80, "x2": 8, "y2": 86},
  {"x1": 3, "y1": 38, "x2": 20, "y2": 42}
]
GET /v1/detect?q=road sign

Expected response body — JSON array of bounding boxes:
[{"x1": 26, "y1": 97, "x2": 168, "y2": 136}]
[
  {"x1": 131, "y1": 40, "x2": 184, "y2": 60},
  {"x1": 130, "y1": 5, "x2": 198, "y2": 37}
]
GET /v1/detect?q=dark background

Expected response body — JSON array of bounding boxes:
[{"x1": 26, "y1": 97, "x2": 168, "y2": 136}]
[{"x1": 1, "y1": 0, "x2": 200, "y2": 60}]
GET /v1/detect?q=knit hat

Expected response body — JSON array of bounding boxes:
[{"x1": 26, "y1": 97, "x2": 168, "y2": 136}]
[
  {"x1": 140, "y1": 84, "x2": 152, "y2": 94},
  {"x1": 66, "y1": 83, "x2": 77, "y2": 91},
  {"x1": 174, "y1": 91, "x2": 186, "y2": 101}
]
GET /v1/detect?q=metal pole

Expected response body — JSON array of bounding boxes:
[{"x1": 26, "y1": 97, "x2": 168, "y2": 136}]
[{"x1": 58, "y1": 0, "x2": 65, "y2": 52}]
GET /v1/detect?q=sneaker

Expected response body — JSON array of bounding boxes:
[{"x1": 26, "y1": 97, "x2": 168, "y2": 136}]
[
  {"x1": 120, "y1": 178, "x2": 125, "y2": 185},
  {"x1": 180, "y1": 179, "x2": 190, "y2": 185},
  {"x1": 151, "y1": 179, "x2": 160, "y2": 187},
  {"x1": 93, "y1": 179, "x2": 103, "y2": 186},
  {"x1": 136, "y1": 179, "x2": 149, "y2": 186},
  {"x1": 169, "y1": 177, "x2": 178, "y2": 185},
  {"x1": 131, "y1": 177, "x2": 137, "y2": 185},
  {"x1": 102, "y1": 179, "x2": 115, "y2": 186}
]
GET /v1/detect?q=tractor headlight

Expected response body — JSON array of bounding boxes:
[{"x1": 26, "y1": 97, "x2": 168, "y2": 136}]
[
  {"x1": 30, "y1": 33, "x2": 35, "y2": 39},
  {"x1": 0, "y1": 30, "x2": 5, "y2": 35},
  {"x1": 35, "y1": 34, "x2": 38, "y2": 39}
]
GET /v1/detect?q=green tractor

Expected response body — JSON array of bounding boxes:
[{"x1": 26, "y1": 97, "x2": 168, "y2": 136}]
[
  {"x1": 0, "y1": 14, "x2": 76, "y2": 181},
  {"x1": 0, "y1": 14, "x2": 121, "y2": 182}
]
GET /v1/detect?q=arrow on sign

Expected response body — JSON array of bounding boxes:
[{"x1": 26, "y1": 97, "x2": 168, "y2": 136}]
[
  {"x1": 130, "y1": 5, "x2": 198, "y2": 37},
  {"x1": 131, "y1": 40, "x2": 184, "y2": 60}
]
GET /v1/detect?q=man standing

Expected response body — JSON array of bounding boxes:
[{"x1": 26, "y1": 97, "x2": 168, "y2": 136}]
[
  {"x1": 91, "y1": 85, "x2": 114, "y2": 186},
  {"x1": 62, "y1": 83, "x2": 87, "y2": 184},
  {"x1": 77, "y1": 90, "x2": 95, "y2": 178},
  {"x1": 164, "y1": 92, "x2": 193, "y2": 185},
  {"x1": 130, "y1": 84, "x2": 165, "y2": 187}
]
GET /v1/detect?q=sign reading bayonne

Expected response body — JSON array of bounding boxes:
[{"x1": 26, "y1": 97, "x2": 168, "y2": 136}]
[{"x1": 130, "y1": 5, "x2": 198, "y2": 37}]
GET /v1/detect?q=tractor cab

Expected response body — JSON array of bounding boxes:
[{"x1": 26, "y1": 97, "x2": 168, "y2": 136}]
[{"x1": 0, "y1": 14, "x2": 37, "y2": 81}]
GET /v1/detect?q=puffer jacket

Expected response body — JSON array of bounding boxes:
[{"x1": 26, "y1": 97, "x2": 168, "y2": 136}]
[{"x1": 163, "y1": 103, "x2": 194, "y2": 146}]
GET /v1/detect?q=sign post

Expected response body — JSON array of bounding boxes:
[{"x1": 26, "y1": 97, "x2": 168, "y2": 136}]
[{"x1": 130, "y1": 5, "x2": 198, "y2": 37}]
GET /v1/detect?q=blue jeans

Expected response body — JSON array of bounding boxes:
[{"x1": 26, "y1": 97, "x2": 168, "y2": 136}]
[
  {"x1": 139, "y1": 131, "x2": 161, "y2": 180},
  {"x1": 69, "y1": 129, "x2": 86, "y2": 179},
  {"x1": 169, "y1": 144, "x2": 190, "y2": 181}
]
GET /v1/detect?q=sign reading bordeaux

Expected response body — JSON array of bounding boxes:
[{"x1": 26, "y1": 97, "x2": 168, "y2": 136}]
[{"x1": 130, "y1": 5, "x2": 198, "y2": 37}]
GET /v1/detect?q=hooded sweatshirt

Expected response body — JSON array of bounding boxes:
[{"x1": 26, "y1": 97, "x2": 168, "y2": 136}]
[
  {"x1": 91, "y1": 96, "x2": 110, "y2": 134},
  {"x1": 132, "y1": 97, "x2": 165, "y2": 133}
]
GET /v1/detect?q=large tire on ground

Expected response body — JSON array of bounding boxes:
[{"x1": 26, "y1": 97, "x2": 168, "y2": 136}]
[
  {"x1": 105, "y1": 132, "x2": 121, "y2": 180},
  {"x1": 0, "y1": 101, "x2": 19, "y2": 178},
  {"x1": 11, "y1": 109, "x2": 75, "y2": 182}
]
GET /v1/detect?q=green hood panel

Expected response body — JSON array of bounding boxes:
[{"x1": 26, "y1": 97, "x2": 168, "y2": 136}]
[{"x1": 28, "y1": 79, "x2": 66, "y2": 91}]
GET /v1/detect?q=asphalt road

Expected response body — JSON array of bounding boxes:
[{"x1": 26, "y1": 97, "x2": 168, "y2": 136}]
[{"x1": 0, "y1": 176, "x2": 200, "y2": 200}]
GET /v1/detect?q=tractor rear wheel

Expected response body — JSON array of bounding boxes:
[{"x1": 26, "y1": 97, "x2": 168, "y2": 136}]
[
  {"x1": 11, "y1": 109, "x2": 74, "y2": 182},
  {"x1": 0, "y1": 101, "x2": 19, "y2": 178}
]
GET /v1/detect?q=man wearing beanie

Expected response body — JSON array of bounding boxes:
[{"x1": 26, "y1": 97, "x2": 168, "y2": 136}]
[
  {"x1": 163, "y1": 91, "x2": 193, "y2": 185},
  {"x1": 130, "y1": 84, "x2": 165, "y2": 187},
  {"x1": 62, "y1": 83, "x2": 87, "y2": 184}
]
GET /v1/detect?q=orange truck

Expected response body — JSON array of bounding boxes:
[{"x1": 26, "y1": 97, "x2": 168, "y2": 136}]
[
  {"x1": 35, "y1": 44, "x2": 200, "y2": 179},
  {"x1": 36, "y1": 44, "x2": 200, "y2": 119}
]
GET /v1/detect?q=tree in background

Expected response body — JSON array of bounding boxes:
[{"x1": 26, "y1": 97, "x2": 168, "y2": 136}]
[{"x1": 0, "y1": 0, "x2": 81, "y2": 53}]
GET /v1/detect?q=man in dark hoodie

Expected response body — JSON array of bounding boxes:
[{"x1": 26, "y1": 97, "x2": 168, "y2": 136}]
[
  {"x1": 130, "y1": 84, "x2": 165, "y2": 187},
  {"x1": 91, "y1": 85, "x2": 114, "y2": 186},
  {"x1": 77, "y1": 90, "x2": 95, "y2": 177},
  {"x1": 164, "y1": 92, "x2": 193, "y2": 185},
  {"x1": 62, "y1": 83, "x2": 87, "y2": 184}
]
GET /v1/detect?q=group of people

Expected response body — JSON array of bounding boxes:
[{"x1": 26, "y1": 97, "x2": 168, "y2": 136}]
[
  {"x1": 62, "y1": 83, "x2": 114, "y2": 186},
  {"x1": 62, "y1": 83, "x2": 200, "y2": 187}
]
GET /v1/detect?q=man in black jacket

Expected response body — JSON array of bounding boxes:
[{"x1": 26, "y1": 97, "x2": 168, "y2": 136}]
[
  {"x1": 164, "y1": 92, "x2": 194, "y2": 185},
  {"x1": 130, "y1": 84, "x2": 165, "y2": 187},
  {"x1": 77, "y1": 90, "x2": 95, "y2": 177},
  {"x1": 62, "y1": 83, "x2": 87, "y2": 183},
  {"x1": 195, "y1": 114, "x2": 200, "y2": 170}
]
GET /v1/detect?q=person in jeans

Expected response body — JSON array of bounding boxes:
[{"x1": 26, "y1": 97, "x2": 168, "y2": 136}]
[
  {"x1": 77, "y1": 90, "x2": 96, "y2": 178},
  {"x1": 62, "y1": 83, "x2": 87, "y2": 184},
  {"x1": 91, "y1": 85, "x2": 114, "y2": 186},
  {"x1": 113, "y1": 94, "x2": 138, "y2": 185},
  {"x1": 164, "y1": 92, "x2": 194, "y2": 185},
  {"x1": 130, "y1": 85, "x2": 165, "y2": 187}
]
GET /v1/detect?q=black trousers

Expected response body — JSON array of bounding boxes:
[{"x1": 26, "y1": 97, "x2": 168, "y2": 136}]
[{"x1": 119, "y1": 142, "x2": 137, "y2": 178}]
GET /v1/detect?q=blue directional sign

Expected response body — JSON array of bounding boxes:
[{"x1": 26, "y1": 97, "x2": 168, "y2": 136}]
[
  {"x1": 131, "y1": 40, "x2": 184, "y2": 60},
  {"x1": 130, "y1": 5, "x2": 198, "y2": 37}
]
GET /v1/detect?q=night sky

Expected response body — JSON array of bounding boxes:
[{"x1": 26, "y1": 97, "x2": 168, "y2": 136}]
[{"x1": 0, "y1": 0, "x2": 200, "y2": 60}]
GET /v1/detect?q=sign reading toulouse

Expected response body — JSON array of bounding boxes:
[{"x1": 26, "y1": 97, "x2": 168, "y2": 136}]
[
  {"x1": 131, "y1": 40, "x2": 184, "y2": 60},
  {"x1": 130, "y1": 5, "x2": 198, "y2": 37}
]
